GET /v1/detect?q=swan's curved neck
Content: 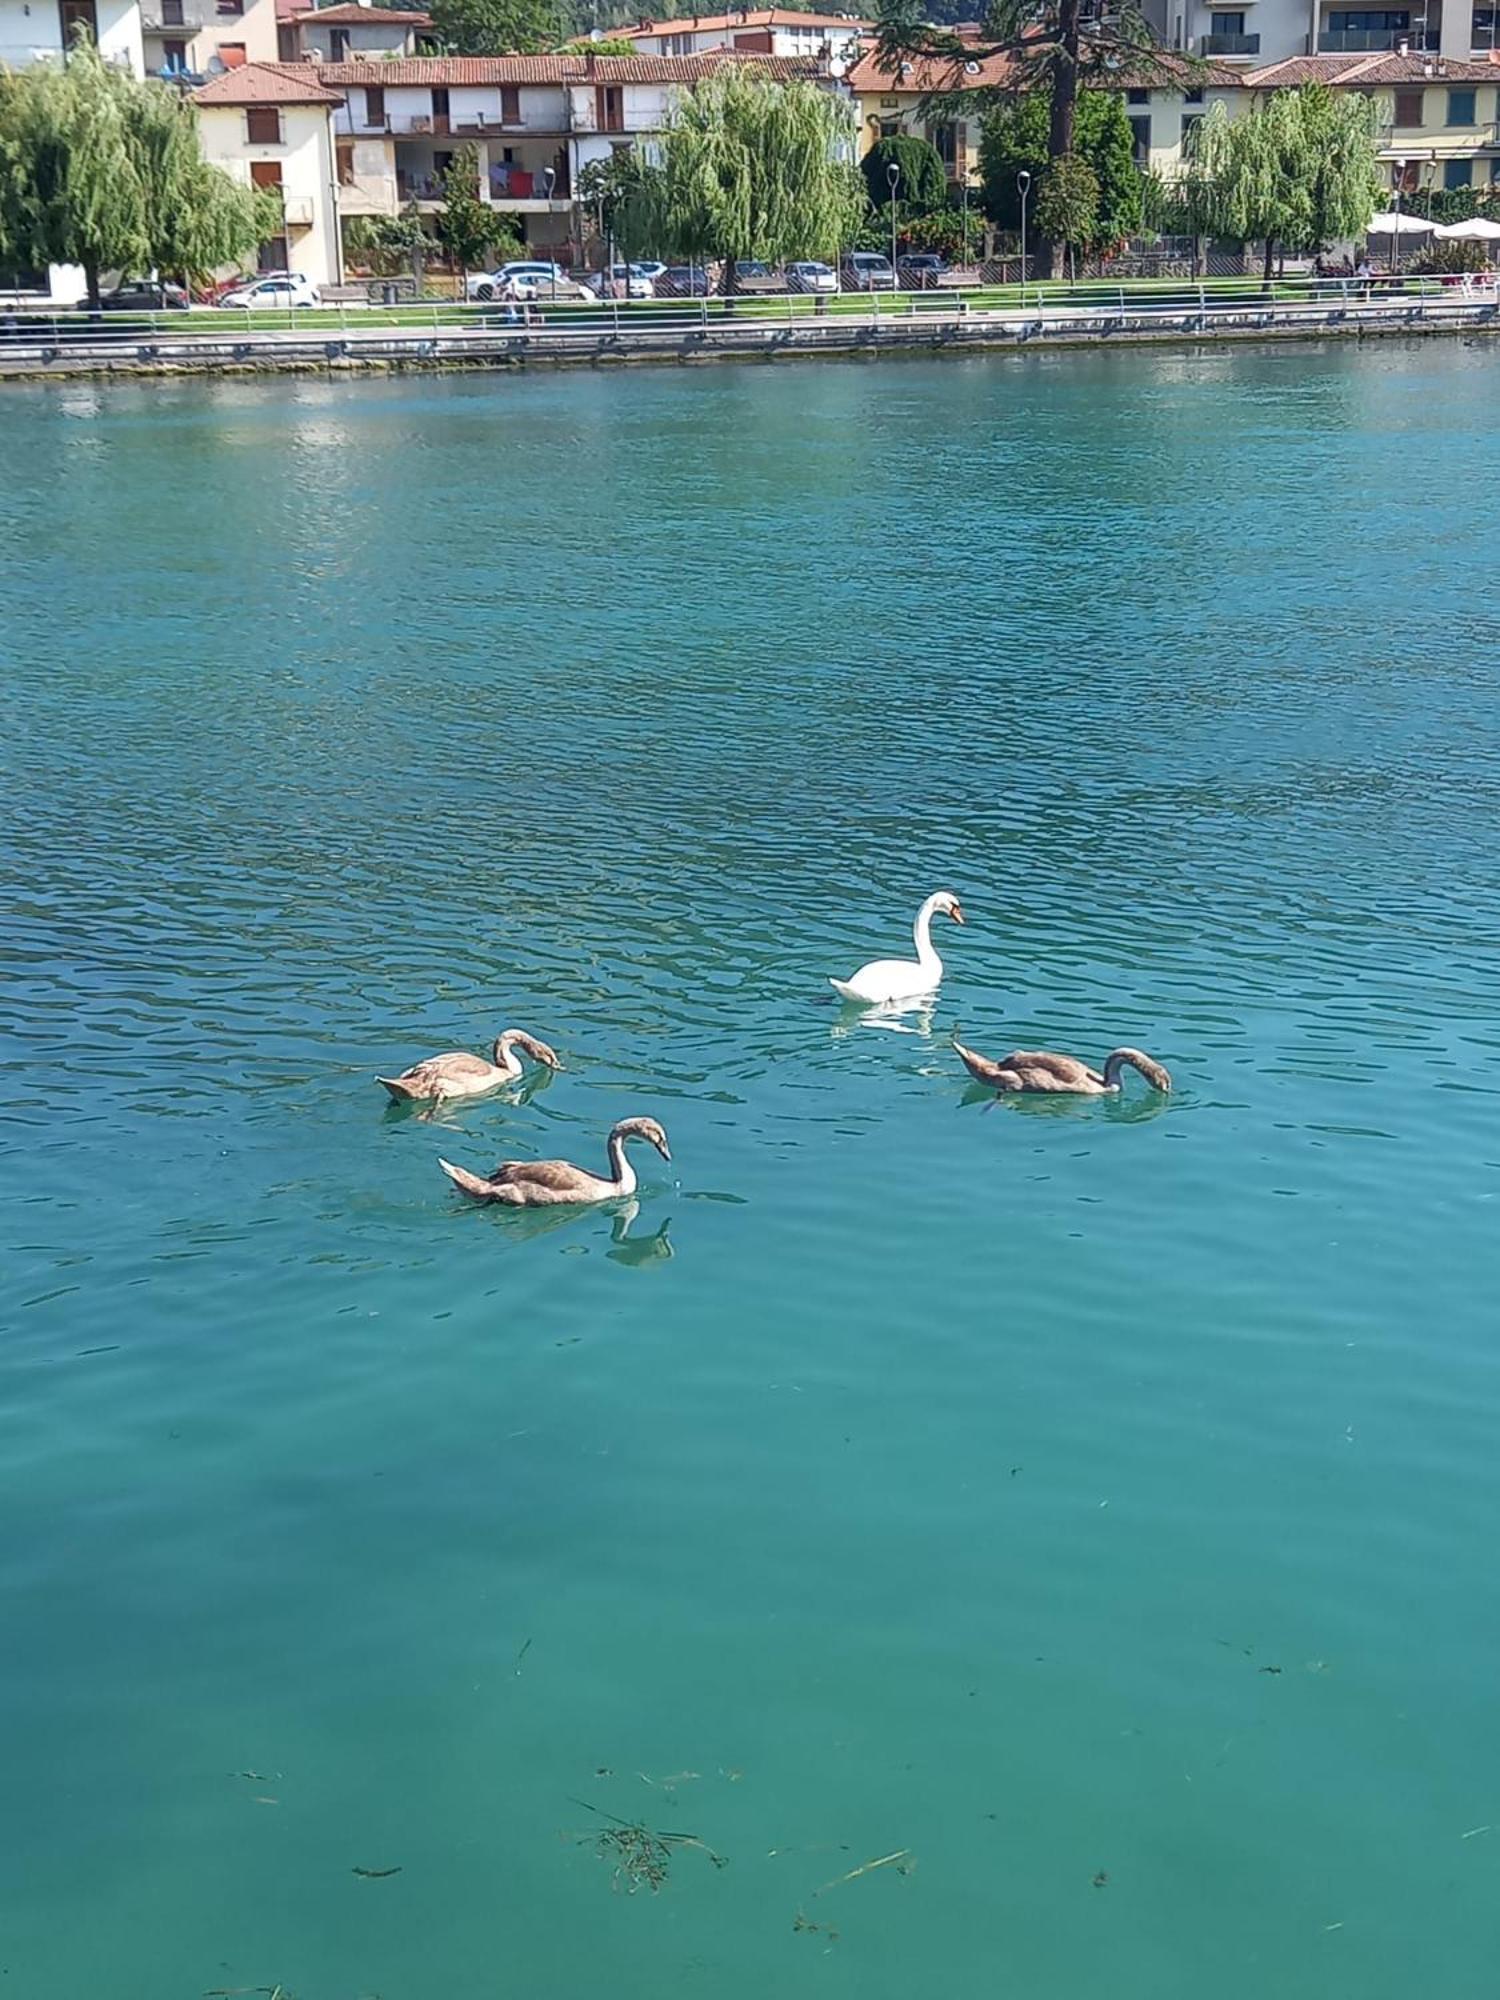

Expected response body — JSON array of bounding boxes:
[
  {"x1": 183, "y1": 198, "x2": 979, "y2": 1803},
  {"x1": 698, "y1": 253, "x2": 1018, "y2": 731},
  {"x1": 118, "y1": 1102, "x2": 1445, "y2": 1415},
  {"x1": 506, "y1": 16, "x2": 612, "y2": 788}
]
[
  {"x1": 913, "y1": 896, "x2": 945, "y2": 971},
  {"x1": 492, "y1": 1034, "x2": 522, "y2": 1077},
  {"x1": 606, "y1": 1133, "x2": 639, "y2": 1196}
]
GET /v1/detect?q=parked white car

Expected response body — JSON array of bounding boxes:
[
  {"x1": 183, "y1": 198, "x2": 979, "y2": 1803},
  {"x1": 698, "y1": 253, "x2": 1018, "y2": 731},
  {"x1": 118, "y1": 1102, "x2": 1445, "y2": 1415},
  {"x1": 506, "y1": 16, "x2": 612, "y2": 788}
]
[
  {"x1": 466, "y1": 261, "x2": 568, "y2": 302},
  {"x1": 501, "y1": 272, "x2": 599, "y2": 302},
  {"x1": 604, "y1": 262, "x2": 658, "y2": 299},
  {"x1": 787, "y1": 260, "x2": 839, "y2": 294},
  {"x1": 216, "y1": 272, "x2": 320, "y2": 309}
]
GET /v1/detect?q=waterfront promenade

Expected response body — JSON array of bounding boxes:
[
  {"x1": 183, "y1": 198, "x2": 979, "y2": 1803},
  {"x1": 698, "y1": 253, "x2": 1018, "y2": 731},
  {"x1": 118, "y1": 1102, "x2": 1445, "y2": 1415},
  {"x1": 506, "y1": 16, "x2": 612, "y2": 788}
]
[{"x1": 4, "y1": 275, "x2": 1498, "y2": 381}]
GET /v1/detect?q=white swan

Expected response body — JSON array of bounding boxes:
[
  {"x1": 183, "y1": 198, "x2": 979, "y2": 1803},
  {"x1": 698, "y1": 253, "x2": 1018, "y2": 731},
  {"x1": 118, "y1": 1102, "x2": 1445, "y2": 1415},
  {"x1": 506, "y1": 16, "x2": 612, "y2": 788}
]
[{"x1": 829, "y1": 890, "x2": 966, "y2": 1006}]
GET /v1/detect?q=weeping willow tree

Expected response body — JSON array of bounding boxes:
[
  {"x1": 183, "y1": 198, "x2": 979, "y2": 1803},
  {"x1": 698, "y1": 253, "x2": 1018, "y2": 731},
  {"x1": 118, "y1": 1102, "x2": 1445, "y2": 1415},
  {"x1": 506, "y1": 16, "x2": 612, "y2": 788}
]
[
  {"x1": 0, "y1": 39, "x2": 261, "y2": 305},
  {"x1": 1183, "y1": 85, "x2": 1383, "y2": 283},
  {"x1": 610, "y1": 68, "x2": 865, "y2": 292}
]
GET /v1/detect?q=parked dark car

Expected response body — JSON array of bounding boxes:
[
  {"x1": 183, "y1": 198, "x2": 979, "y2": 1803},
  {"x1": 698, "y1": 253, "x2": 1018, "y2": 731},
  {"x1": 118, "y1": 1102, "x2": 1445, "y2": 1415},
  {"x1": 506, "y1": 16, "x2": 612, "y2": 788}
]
[
  {"x1": 840, "y1": 251, "x2": 896, "y2": 292},
  {"x1": 658, "y1": 264, "x2": 711, "y2": 297},
  {"x1": 98, "y1": 281, "x2": 190, "y2": 311},
  {"x1": 897, "y1": 253, "x2": 947, "y2": 291},
  {"x1": 725, "y1": 259, "x2": 784, "y2": 294}
]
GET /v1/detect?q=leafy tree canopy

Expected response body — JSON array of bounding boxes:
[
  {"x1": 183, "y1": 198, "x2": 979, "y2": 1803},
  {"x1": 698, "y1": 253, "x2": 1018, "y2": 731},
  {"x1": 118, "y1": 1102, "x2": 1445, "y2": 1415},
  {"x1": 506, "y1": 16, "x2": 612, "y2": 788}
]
[
  {"x1": 0, "y1": 39, "x2": 262, "y2": 305},
  {"x1": 1182, "y1": 85, "x2": 1382, "y2": 275},
  {"x1": 607, "y1": 69, "x2": 866, "y2": 278},
  {"x1": 427, "y1": 0, "x2": 561, "y2": 55},
  {"x1": 980, "y1": 88, "x2": 1142, "y2": 248},
  {"x1": 862, "y1": 134, "x2": 947, "y2": 211}
]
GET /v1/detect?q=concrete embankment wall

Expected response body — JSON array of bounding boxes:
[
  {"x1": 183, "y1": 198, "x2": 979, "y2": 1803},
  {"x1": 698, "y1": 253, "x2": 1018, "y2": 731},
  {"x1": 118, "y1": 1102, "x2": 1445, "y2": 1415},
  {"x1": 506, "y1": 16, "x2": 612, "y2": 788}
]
[{"x1": 3, "y1": 297, "x2": 1497, "y2": 383}]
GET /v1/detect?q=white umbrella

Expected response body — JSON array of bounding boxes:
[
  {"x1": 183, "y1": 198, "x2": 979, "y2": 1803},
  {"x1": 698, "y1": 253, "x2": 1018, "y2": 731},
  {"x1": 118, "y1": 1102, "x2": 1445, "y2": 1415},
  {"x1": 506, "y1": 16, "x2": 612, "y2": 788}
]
[
  {"x1": 1432, "y1": 215, "x2": 1500, "y2": 240},
  {"x1": 1366, "y1": 211, "x2": 1436, "y2": 234}
]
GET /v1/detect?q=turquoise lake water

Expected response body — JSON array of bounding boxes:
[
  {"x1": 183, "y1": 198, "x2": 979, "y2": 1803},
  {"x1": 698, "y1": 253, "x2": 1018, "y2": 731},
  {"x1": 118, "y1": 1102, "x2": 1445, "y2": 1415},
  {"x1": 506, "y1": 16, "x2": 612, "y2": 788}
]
[{"x1": 3, "y1": 344, "x2": 1498, "y2": 1998}]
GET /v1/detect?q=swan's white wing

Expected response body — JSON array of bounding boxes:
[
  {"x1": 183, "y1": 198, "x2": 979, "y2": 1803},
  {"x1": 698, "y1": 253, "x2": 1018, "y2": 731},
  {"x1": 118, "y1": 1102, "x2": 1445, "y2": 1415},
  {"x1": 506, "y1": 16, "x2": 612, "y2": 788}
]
[{"x1": 830, "y1": 957, "x2": 940, "y2": 1004}]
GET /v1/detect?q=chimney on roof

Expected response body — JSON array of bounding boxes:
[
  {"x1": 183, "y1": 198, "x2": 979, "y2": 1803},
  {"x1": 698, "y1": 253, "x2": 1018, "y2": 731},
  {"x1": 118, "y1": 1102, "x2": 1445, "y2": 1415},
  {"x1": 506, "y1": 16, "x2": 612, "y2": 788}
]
[{"x1": 1398, "y1": 37, "x2": 1408, "y2": 53}]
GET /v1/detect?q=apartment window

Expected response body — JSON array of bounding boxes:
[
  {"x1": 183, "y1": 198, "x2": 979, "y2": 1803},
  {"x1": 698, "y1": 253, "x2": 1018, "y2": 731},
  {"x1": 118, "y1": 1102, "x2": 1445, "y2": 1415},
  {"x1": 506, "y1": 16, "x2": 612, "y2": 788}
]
[
  {"x1": 1185, "y1": 86, "x2": 1205, "y2": 104},
  {"x1": 1393, "y1": 87, "x2": 1423, "y2": 123},
  {"x1": 162, "y1": 36, "x2": 187, "y2": 69},
  {"x1": 1181, "y1": 110, "x2": 1203, "y2": 151},
  {"x1": 58, "y1": 0, "x2": 97, "y2": 43},
  {"x1": 336, "y1": 143, "x2": 355, "y2": 186},
  {"x1": 1328, "y1": 10, "x2": 1408, "y2": 27},
  {"x1": 1448, "y1": 87, "x2": 1477, "y2": 124},
  {"x1": 1210, "y1": 10, "x2": 1245, "y2": 30},
  {"x1": 216, "y1": 0, "x2": 243, "y2": 13},
  {"x1": 365, "y1": 85, "x2": 385, "y2": 127},
  {"x1": 1476, "y1": 7, "x2": 1499, "y2": 37},
  {"x1": 500, "y1": 84, "x2": 521, "y2": 122},
  {"x1": 1445, "y1": 156, "x2": 1474, "y2": 185},
  {"x1": 432, "y1": 86, "x2": 450, "y2": 128},
  {"x1": 161, "y1": 0, "x2": 184, "y2": 22},
  {"x1": 246, "y1": 107, "x2": 282, "y2": 144},
  {"x1": 1126, "y1": 86, "x2": 1149, "y2": 104},
  {"x1": 219, "y1": 41, "x2": 245, "y2": 64},
  {"x1": 878, "y1": 118, "x2": 900, "y2": 137},
  {"x1": 595, "y1": 83, "x2": 624, "y2": 132},
  {"x1": 1129, "y1": 113, "x2": 1151, "y2": 161},
  {"x1": 329, "y1": 26, "x2": 349, "y2": 57},
  {"x1": 928, "y1": 121, "x2": 959, "y2": 173}
]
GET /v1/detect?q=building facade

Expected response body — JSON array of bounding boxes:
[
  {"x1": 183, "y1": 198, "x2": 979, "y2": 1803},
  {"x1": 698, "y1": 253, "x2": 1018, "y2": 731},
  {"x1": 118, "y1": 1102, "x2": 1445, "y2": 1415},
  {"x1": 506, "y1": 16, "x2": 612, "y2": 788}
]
[
  {"x1": 191, "y1": 59, "x2": 343, "y2": 280},
  {"x1": 0, "y1": 0, "x2": 144, "y2": 71},
  {"x1": 141, "y1": 0, "x2": 277, "y2": 81},
  {"x1": 628, "y1": 7, "x2": 869, "y2": 61},
  {"x1": 1147, "y1": 0, "x2": 1497, "y2": 64},
  {"x1": 1245, "y1": 49, "x2": 1500, "y2": 185},
  {"x1": 316, "y1": 50, "x2": 826, "y2": 258},
  {"x1": 275, "y1": 0, "x2": 429, "y2": 63}
]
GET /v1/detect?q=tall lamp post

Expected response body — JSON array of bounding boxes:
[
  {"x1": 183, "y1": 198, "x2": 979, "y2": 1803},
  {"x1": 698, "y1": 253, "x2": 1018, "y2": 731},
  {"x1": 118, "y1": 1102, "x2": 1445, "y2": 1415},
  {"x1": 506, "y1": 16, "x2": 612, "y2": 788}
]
[
  {"x1": 1017, "y1": 168, "x2": 1031, "y2": 306},
  {"x1": 1391, "y1": 158, "x2": 1406, "y2": 283},
  {"x1": 542, "y1": 164, "x2": 557, "y2": 300},
  {"x1": 887, "y1": 160, "x2": 900, "y2": 296}
]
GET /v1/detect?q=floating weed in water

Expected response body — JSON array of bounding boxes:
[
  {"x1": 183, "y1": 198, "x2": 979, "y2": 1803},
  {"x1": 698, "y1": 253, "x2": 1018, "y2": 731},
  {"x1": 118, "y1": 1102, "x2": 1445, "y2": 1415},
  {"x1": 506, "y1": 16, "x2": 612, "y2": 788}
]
[
  {"x1": 352, "y1": 1865, "x2": 402, "y2": 1879},
  {"x1": 813, "y1": 1848, "x2": 914, "y2": 1898},
  {"x1": 793, "y1": 1910, "x2": 840, "y2": 1944},
  {"x1": 570, "y1": 1798, "x2": 727, "y2": 1896}
]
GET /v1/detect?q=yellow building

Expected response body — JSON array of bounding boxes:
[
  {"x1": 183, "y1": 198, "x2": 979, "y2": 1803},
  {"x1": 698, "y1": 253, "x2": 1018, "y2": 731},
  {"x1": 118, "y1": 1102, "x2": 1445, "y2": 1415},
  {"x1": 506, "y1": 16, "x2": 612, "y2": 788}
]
[
  {"x1": 1244, "y1": 52, "x2": 1500, "y2": 192},
  {"x1": 192, "y1": 62, "x2": 344, "y2": 284},
  {"x1": 843, "y1": 45, "x2": 1246, "y2": 189}
]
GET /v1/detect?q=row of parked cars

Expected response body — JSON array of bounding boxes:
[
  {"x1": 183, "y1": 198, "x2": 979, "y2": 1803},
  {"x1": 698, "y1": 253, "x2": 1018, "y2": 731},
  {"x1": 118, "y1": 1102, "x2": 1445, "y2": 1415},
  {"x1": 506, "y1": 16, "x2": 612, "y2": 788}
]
[
  {"x1": 463, "y1": 252, "x2": 955, "y2": 303},
  {"x1": 79, "y1": 271, "x2": 324, "y2": 311}
]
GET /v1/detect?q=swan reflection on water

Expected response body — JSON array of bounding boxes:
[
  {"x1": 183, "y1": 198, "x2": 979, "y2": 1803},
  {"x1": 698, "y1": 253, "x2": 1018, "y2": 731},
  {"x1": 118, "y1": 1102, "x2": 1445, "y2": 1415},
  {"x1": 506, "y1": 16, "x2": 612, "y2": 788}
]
[
  {"x1": 962, "y1": 1081, "x2": 1172, "y2": 1126},
  {"x1": 381, "y1": 1058, "x2": 560, "y2": 1126},
  {"x1": 462, "y1": 1193, "x2": 675, "y2": 1264},
  {"x1": 828, "y1": 998, "x2": 938, "y2": 1041}
]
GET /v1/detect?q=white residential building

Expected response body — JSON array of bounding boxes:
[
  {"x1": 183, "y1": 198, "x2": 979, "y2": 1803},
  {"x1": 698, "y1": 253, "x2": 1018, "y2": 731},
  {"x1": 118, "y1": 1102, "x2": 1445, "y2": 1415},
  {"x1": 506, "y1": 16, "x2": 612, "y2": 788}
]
[
  {"x1": 0, "y1": 0, "x2": 144, "y2": 72},
  {"x1": 192, "y1": 60, "x2": 343, "y2": 282},
  {"x1": 627, "y1": 7, "x2": 869, "y2": 61},
  {"x1": 317, "y1": 50, "x2": 829, "y2": 260},
  {"x1": 1146, "y1": 0, "x2": 1488, "y2": 63},
  {"x1": 274, "y1": 0, "x2": 429, "y2": 63}
]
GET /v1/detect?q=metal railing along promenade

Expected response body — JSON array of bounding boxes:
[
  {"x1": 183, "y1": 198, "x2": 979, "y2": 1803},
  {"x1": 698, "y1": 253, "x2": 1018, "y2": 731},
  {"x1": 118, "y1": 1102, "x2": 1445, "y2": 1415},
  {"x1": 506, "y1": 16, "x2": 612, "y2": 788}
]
[{"x1": 4, "y1": 274, "x2": 1498, "y2": 374}]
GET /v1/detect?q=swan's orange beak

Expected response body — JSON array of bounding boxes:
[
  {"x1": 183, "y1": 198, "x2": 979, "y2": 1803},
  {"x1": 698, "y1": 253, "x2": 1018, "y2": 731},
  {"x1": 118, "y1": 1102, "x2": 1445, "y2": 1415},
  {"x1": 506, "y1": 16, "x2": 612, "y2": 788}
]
[{"x1": 951, "y1": 903, "x2": 966, "y2": 926}]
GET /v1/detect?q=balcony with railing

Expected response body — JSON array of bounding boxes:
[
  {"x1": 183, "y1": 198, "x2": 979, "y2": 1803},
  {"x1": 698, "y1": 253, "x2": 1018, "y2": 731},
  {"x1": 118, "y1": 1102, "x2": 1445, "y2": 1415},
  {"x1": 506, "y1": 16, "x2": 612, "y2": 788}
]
[
  {"x1": 1318, "y1": 24, "x2": 1439, "y2": 45},
  {"x1": 142, "y1": 0, "x2": 243, "y2": 30},
  {"x1": 1201, "y1": 30, "x2": 1261, "y2": 52}
]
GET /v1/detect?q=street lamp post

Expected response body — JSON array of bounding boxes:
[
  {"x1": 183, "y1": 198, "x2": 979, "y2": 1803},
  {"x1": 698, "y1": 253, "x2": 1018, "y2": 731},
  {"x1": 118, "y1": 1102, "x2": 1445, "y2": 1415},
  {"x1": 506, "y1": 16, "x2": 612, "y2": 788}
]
[
  {"x1": 887, "y1": 160, "x2": 900, "y2": 298},
  {"x1": 1391, "y1": 160, "x2": 1405, "y2": 283},
  {"x1": 542, "y1": 165, "x2": 557, "y2": 300},
  {"x1": 1017, "y1": 168, "x2": 1031, "y2": 306}
]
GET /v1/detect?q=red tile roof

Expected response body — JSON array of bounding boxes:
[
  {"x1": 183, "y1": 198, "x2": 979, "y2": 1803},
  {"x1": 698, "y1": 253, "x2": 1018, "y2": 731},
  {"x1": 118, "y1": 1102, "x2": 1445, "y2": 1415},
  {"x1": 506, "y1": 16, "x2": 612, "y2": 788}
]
[
  {"x1": 1245, "y1": 50, "x2": 1498, "y2": 84},
  {"x1": 314, "y1": 49, "x2": 826, "y2": 83},
  {"x1": 287, "y1": 4, "x2": 431, "y2": 20},
  {"x1": 192, "y1": 60, "x2": 343, "y2": 104}
]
